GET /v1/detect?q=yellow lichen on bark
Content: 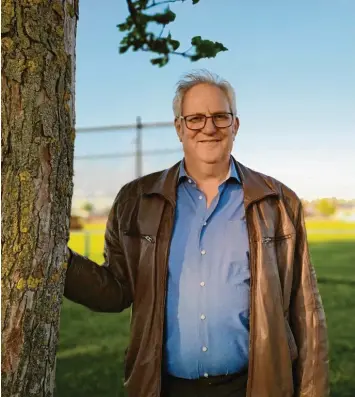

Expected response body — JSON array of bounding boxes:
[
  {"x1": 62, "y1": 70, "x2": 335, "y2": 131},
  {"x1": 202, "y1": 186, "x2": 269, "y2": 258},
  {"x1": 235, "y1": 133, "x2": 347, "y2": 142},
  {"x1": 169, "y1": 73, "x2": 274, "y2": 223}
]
[
  {"x1": 63, "y1": 90, "x2": 71, "y2": 101},
  {"x1": 2, "y1": 0, "x2": 15, "y2": 32},
  {"x1": 16, "y1": 276, "x2": 43, "y2": 290},
  {"x1": 16, "y1": 278, "x2": 27, "y2": 290},
  {"x1": 56, "y1": 26, "x2": 64, "y2": 37},
  {"x1": 52, "y1": 1, "x2": 64, "y2": 18},
  {"x1": 27, "y1": 276, "x2": 42, "y2": 289},
  {"x1": 19, "y1": 171, "x2": 31, "y2": 182},
  {"x1": 2, "y1": 37, "x2": 15, "y2": 51},
  {"x1": 26, "y1": 60, "x2": 37, "y2": 73},
  {"x1": 70, "y1": 127, "x2": 76, "y2": 143},
  {"x1": 66, "y1": 3, "x2": 75, "y2": 18}
]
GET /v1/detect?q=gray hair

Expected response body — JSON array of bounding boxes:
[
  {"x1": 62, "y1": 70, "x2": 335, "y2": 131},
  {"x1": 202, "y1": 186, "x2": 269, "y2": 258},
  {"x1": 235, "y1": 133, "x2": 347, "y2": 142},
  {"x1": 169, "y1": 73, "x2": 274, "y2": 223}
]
[{"x1": 172, "y1": 69, "x2": 237, "y2": 118}]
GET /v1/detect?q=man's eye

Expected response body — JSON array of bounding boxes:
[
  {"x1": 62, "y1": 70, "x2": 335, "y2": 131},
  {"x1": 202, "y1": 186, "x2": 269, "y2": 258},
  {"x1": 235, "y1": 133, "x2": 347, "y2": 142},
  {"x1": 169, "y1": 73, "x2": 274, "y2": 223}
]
[
  {"x1": 188, "y1": 116, "x2": 204, "y2": 123},
  {"x1": 214, "y1": 113, "x2": 229, "y2": 120}
]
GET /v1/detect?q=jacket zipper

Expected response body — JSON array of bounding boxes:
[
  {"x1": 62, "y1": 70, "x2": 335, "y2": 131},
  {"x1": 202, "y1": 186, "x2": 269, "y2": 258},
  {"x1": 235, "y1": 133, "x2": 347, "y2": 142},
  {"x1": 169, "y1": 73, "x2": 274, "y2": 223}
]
[
  {"x1": 261, "y1": 234, "x2": 292, "y2": 244},
  {"x1": 245, "y1": 192, "x2": 278, "y2": 397},
  {"x1": 142, "y1": 235, "x2": 155, "y2": 243},
  {"x1": 245, "y1": 212, "x2": 255, "y2": 397},
  {"x1": 123, "y1": 230, "x2": 155, "y2": 243}
]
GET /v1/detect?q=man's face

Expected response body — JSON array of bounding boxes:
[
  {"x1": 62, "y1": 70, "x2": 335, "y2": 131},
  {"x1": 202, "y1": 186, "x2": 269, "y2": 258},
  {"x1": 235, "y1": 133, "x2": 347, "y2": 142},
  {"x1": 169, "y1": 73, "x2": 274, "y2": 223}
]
[{"x1": 175, "y1": 83, "x2": 239, "y2": 165}]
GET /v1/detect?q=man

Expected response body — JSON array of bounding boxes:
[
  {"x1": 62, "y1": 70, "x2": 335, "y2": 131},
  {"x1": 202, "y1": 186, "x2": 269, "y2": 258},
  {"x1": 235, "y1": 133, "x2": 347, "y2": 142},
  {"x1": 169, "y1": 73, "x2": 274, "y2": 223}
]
[{"x1": 65, "y1": 70, "x2": 329, "y2": 397}]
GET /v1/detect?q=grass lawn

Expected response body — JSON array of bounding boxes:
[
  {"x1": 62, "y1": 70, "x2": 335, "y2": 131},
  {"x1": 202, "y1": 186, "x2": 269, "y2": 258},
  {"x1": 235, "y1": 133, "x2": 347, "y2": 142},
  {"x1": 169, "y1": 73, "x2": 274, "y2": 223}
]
[{"x1": 56, "y1": 221, "x2": 355, "y2": 397}]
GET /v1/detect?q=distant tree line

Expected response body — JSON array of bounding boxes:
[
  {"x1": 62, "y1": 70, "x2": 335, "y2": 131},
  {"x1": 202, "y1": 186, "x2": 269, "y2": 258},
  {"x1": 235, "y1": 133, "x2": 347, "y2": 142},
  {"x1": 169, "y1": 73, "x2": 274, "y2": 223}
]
[{"x1": 302, "y1": 198, "x2": 355, "y2": 218}]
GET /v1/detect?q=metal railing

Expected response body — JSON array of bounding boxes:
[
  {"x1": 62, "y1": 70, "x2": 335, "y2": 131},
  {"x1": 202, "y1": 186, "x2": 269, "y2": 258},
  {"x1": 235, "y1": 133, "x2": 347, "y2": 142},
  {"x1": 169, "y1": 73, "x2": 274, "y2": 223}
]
[{"x1": 76, "y1": 118, "x2": 177, "y2": 179}]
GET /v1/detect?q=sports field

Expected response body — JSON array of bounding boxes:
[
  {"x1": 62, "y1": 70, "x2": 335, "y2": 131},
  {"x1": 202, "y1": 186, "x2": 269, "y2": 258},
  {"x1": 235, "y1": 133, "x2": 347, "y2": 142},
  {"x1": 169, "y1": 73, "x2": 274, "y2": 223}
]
[{"x1": 55, "y1": 220, "x2": 355, "y2": 397}]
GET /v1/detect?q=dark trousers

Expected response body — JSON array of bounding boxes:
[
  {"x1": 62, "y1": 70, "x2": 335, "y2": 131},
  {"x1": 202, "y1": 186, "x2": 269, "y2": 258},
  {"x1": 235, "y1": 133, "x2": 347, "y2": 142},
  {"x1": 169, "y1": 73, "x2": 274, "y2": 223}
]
[{"x1": 161, "y1": 370, "x2": 248, "y2": 397}]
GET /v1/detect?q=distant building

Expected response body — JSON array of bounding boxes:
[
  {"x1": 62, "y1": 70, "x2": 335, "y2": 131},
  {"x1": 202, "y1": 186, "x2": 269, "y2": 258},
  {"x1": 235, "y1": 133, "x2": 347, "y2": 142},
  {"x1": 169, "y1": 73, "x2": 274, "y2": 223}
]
[{"x1": 333, "y1": 208, "x2": 355, "y2": 222}]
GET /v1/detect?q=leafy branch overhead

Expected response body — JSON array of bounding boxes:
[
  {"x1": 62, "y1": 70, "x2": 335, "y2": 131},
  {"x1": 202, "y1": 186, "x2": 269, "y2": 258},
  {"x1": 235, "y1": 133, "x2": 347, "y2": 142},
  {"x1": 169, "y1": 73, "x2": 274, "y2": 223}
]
[{"x1": 118, "y1": 0, "x2": 228, "y2": 67}]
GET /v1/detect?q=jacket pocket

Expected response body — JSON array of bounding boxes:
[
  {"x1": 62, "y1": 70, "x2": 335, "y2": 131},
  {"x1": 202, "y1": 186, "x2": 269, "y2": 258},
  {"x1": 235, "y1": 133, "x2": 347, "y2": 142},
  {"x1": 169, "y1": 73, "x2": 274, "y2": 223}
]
[
  {"x1": 261, "y1": 234, "x2": 293, "y2": 244},
  {"x1": 123, "y1": 230, "x2": 155, "y2": 243},
  {"x1": 285, "y1": 320, "x2": 298, "y2": 362}
]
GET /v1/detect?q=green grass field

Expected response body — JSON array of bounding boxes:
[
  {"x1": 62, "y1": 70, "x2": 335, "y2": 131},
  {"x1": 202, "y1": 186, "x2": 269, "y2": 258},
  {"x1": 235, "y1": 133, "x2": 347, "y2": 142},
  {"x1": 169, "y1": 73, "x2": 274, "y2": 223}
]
[{"x1": 56, "y1": 220, "x2": 355, "y2": 397}]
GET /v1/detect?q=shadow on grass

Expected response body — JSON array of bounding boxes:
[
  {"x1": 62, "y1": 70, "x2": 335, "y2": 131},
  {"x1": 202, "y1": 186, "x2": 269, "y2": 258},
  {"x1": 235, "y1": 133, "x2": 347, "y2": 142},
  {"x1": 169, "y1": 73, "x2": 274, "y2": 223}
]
[
  {"x1": 331, "y1": 380, "x2": 355, "y2": 397},
  {"x1": 318, "y1": 278, "x2": 355, "y2": 286},
  {"x1": 55, "y1": 349, "x2": 127, "y2": 397}
]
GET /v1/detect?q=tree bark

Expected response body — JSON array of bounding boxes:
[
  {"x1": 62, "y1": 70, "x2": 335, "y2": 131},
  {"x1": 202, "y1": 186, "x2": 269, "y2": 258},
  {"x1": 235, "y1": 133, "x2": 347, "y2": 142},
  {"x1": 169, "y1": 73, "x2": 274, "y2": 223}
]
[{"x1": 1, "y1": 1, "x2": 78, "y2": 396}]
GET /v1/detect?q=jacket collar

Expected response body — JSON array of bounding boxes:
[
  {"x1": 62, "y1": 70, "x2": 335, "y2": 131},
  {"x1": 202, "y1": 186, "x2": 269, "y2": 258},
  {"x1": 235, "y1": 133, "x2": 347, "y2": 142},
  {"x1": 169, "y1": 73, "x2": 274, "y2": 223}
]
[
  {"x1": 178, "y1": 158, "x2": 241, "y2": 184},
  {"x1": 142, "y1": 156, "x2": 278, "y2": 209}
]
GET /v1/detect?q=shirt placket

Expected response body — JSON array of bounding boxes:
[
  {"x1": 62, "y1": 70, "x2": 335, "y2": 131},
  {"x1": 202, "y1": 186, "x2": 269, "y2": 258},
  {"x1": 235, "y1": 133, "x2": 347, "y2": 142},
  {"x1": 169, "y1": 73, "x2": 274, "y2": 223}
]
[{"x1": 197, "y1": 188, "x2": 223, "y2": 378}]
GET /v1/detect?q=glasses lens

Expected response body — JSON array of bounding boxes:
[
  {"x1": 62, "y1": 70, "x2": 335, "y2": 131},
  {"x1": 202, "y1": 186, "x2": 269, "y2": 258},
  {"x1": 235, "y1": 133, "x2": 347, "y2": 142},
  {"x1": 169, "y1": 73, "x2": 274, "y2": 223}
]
[
  {"x1": 185, "y1": 115, "x2": 206, "y2": 130},
  {"x1": 213, "y1": 113, "x2": 232, "y2": 127}
]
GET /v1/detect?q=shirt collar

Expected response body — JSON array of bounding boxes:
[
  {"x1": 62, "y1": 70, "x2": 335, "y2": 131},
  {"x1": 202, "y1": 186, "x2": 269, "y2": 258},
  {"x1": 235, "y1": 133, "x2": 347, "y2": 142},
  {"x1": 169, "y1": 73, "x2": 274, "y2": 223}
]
[{"x1": 178, "y1": 158, "x2": 241, "y2": 184}]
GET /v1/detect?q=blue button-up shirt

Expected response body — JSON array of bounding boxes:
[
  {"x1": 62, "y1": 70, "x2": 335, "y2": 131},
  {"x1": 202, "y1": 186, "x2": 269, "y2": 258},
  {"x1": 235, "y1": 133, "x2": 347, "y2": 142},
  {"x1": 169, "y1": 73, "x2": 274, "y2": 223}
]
[{"x1": 164, "y1": 159, "x2": 250, "y2": 379}]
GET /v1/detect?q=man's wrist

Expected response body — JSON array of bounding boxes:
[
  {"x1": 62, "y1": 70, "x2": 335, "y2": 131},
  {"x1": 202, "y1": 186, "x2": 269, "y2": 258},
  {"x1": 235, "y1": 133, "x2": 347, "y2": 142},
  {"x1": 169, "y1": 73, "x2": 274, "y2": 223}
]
[{"x1": 66, "y1": 247, "x2": 73, "y2": 267}]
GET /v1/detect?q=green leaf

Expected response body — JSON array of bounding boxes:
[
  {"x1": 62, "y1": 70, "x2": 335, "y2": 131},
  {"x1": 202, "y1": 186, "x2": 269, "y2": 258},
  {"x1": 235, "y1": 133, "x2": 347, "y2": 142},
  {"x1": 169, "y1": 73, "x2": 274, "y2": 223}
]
[
  {"x1": 191, "y1": 35, "x2": 202, "y2": 46},
  {"x1": 136, "y1": 0, "x2": 149, "y2": 9},
  {"x1": 150, "y1": 55, "x2": 169, "y2": 67},
  {"x1": 213, "y1": 41, "x2": 228, "y2": 52},
  {"x1": 191, "y1": 36, "x2": 228, "y2": 58},
  {"x1": 170, "y1": 39, "x2": 180, "y2": 51},
  {"x1": 119, "y1": 45, "x2": 130, "y2": 54},
  {"x1": 190, "y1": 54, "x2": 202, "y2": 62},
  {"x1": 149, "y1": 38, "x2": 169, "y2": 54},
  {"x1": 117, "y1": 2, "x2": 227, "y2": 67},
  {"x1": 117, "y1": 23, "x2": 129, "y2": 32},
  {"x1": 150, "y1": 8, "x2": 176, "y2": 25}
]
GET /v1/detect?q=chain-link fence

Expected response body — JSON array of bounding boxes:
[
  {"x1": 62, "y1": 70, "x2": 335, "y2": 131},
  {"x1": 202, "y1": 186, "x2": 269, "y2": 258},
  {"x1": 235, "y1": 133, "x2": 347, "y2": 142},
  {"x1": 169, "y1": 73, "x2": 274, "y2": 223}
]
[{"x1": 73, "y1": 118, "x2": 183, "y2": 212}]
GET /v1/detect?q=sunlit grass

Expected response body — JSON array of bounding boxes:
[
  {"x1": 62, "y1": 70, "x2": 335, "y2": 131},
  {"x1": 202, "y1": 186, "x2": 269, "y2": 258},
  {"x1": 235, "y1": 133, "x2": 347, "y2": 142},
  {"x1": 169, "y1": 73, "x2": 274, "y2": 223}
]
[
  {"x1": 68, "y1": 220, "x2": 355, "y2": 258},
  {"x1": 59, "y1": 220, "x2": 355, "y2": 397}
]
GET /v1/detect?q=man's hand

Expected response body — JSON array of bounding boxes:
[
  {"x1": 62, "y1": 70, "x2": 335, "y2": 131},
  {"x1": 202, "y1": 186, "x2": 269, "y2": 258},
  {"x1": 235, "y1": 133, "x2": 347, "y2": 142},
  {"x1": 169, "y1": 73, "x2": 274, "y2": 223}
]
[{"x1": 65, "y1": 246, "x2": 72, "y2": 265}]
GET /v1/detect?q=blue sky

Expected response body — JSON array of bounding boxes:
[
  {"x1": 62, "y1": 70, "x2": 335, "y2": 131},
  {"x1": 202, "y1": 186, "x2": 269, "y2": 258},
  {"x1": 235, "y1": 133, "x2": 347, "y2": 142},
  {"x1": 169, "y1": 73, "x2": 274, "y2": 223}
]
[{"x1": 73, "y1": 0, "x2": 355, "y2": 200}]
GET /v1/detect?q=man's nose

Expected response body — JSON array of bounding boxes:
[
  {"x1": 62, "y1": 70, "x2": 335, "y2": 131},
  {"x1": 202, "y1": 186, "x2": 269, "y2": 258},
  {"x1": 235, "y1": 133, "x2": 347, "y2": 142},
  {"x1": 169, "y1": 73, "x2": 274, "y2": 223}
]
[{"x1": 203, "y1": 117, "x2": 217, "y2": 134}]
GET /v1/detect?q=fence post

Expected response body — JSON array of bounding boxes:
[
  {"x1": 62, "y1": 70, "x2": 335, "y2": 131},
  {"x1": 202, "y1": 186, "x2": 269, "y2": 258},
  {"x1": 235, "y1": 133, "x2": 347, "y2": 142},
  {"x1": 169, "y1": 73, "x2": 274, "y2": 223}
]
[
  {"x1": 136, "y1": 116, "x2": 143, "y2": 178},
  {"x1": 84, "y1": 231, "x2": 90, "y2": 258}
]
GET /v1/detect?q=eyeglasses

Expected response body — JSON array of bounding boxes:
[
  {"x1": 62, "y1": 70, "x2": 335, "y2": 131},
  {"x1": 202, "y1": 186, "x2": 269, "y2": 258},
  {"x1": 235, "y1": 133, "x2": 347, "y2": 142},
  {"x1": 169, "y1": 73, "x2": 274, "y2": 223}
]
[{"x1": 180, "y1": 112, "x2": 234, "y2": 130}]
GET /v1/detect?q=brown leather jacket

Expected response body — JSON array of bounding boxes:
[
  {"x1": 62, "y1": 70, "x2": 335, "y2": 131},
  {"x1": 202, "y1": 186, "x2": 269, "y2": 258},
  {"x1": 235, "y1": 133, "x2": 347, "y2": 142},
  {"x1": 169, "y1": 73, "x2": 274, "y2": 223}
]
[{"x1": 64, "y1": 160, "x2": 329, "y2": 397}]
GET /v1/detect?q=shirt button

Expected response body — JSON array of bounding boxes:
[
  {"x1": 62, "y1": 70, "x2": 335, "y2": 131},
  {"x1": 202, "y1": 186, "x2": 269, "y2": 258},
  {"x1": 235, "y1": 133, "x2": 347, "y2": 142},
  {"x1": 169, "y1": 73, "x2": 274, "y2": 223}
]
[
  {"x1": 200, "y1": 314, "x2": 206, "y2": 320},
  {"x1": 200, "y1": 281, "x2": 205, "y2": 287},
  {"x1": 188, "y1": 179, "x2": 192, "y2": 184},
  {"x1": 202, "y1": 346, "x2": 208, "y2": 352},
  {"x1": 201, "y1": 249, "x2": 206, "y2": 255},
  {"x1": 203, "y1": 221, "x2": 207, "y2": 226},
  {"x1": 198, "y1": 195, "x2": 203, "y2": 200},
  {"x1": 204, "y1": 373, "x2": 209, "y2": 378}
]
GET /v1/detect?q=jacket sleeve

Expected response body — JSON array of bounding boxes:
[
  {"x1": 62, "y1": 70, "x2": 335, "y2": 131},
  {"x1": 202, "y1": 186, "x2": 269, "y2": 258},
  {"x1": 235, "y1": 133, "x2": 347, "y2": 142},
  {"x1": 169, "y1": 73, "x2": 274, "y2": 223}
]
[
  {"x1": 290, "y1": 202, "x2": 329, "y2": 396},
  {"x1": 64, "y1": 193, "x2": 133, "y2": 313}
]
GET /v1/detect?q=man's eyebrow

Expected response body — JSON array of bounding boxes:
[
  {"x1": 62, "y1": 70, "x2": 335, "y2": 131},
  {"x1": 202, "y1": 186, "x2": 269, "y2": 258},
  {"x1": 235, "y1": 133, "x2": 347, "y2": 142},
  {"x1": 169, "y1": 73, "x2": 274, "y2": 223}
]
[
  {"x1": 187, "y1": 110, "x2": 230, "y2": 116},
  {"x1": 185, "y1": 112, "x2": 205, "y2": 116}
]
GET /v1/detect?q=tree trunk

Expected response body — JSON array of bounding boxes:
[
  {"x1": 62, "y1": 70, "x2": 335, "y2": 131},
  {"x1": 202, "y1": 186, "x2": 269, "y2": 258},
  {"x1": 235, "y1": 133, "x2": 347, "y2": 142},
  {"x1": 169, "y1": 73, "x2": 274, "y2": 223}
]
[{"x1": 1, "y1": 1, "x2": 78, "y2": 396}]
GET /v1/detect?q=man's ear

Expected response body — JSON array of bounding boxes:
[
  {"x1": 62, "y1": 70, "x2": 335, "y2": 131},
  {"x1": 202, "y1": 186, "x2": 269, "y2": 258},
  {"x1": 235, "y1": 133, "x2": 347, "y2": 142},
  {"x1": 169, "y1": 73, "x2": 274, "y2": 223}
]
[
  {"x1": 175, "y1": 118, "x2": 183, "y2": 142},
  {"x1": 233, "y1": 116, "x2": 240, "y2": 140}
]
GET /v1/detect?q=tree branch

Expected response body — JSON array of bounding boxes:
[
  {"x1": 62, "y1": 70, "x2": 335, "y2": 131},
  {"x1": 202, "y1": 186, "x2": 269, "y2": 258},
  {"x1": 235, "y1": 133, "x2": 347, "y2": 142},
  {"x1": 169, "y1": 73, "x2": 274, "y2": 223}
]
[
  {"x1": 126, "y1": 0, "x2": 145, "y2": 38},
  {"x1": 141, "y1": 47, "x2": 191, "y2": 58},
  {"x1": 121, "y1": 0, "x2": 227, "y2": 67},
  {"x1": 159, "y1": 24, "x2": 166, "y2": 38},
  {"x1": 145, "y1": 0, "x2": 185, "y2": 10}
]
